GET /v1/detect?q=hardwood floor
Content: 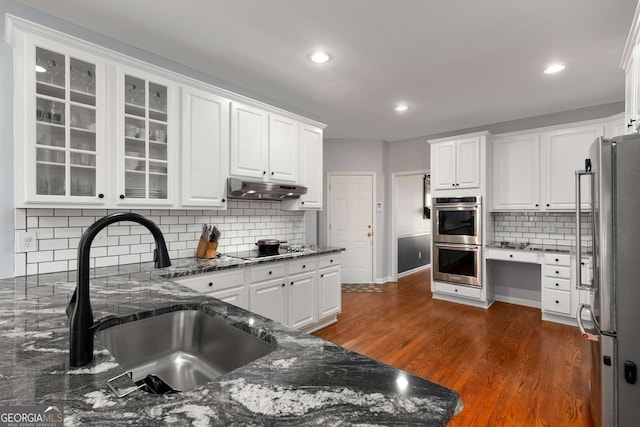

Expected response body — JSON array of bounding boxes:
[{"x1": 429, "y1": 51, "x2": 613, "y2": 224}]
[{"x1": 313, "y1": 269, "x2": 594, "y2": 426}]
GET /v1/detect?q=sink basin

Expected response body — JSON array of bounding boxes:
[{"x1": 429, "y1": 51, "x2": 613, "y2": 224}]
[{"x1": 97, "y1": 309, "x2": 276, "y2": 392}]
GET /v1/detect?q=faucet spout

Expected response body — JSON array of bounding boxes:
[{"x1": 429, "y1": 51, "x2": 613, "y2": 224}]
[{"x1": 68, "y1": 212, "x2": 171, "y2": 368}]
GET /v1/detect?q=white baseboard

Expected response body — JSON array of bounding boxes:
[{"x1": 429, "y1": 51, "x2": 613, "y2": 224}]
[
  {"x1": 397, "y1": 264, "x2": 430, "y2": 279},
  {"x1": 375, "y1": 276, "x2": 391, "y2": 285},
  {"x1": 494, "y1": 295, "x2": 541, "y2": 309},
  {"x1": 542, "y1": 312, "x2": 578, "y2": 327},
  {"x1": 301, "y1": 315, "x2": 338, "y2": 333},
  {"x1": 432, "y1": 292, "x2": 493, "y2": 309}
]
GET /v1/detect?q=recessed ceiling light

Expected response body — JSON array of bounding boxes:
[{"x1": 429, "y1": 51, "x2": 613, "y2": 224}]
[
  {"x1": 309, "y1": 51, "x2": 331, "y2": 64},
  {"x1": 395, "y1": 104, "x2": 409, "y2": 112},
  {"x1": 544, "y1": 63, "x2": 565, "y2": 74},
  {"x1": 35, "y1": 65, "x2": 46, "y2": 73}
]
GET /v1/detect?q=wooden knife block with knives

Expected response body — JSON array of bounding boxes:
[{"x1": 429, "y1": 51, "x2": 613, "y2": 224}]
[{"x1": 197, "y1": 224, "x2": 221, "y2": 259}]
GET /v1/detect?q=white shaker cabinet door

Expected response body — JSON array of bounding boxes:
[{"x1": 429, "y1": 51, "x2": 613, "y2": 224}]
[
  {"x1": 542, "y1": 125, "x2": 603, "y2": 211},
  {"x1": 249, "y1": 279, "x2": 287, "y2": 325},
  {"x1": 230, "y1": 102, "x2": 269, "y2": 180},
  {"x1": 492, "y1": 134, "x2": 540, "y2": 211},
  {"x1": 432, "y1": 141, "x2": 457, "y2": 190},
  {"x1": 287, "y1": 272, "x2": 317, "y2": 329},
  {"x1": 455, "y1": 137, "x2": 480, "y2": 189},
  {"x1": 318, "y1": 267, "x2": 341, "y2": 319},
  {"x1": 268, "y1": 114, "x2": 299, "y2": 183},
  {"x1": 181, "y1": 86, "x2": 229, "y2": 208}
]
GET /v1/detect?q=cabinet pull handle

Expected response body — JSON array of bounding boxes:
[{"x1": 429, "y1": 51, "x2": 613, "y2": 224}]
[
  {"x1": 98, "y1": 193, "x2": 104, "y2": 199},
  {"x1": 119, "y1": 194, "x2": 125, "y2": 199}
]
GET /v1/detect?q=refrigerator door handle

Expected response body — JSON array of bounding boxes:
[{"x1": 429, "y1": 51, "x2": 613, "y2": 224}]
[
  {"x1": 577, "y1": 303, "x2": 600, "y2": 341},
  {"x1": 575, "y1": 169, "x2": 594, "y2": 290}
]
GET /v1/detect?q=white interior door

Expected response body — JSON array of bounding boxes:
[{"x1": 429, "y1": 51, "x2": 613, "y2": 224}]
[{"x1": 329, "y1": 174, "x2": 373, "y2": 283}]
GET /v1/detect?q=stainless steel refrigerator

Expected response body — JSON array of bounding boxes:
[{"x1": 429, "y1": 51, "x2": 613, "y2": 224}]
[{"x1": 575, "y1": 134, "x2": 640, "y2": 427}]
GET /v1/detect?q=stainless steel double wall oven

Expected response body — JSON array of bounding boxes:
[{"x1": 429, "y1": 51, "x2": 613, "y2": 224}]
[{"x1": 432, "y1": 196, "x2": 482, "y2": 287}]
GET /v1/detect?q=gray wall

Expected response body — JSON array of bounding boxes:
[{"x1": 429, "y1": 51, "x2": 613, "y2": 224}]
[
  {"x1": 320, "y1": 139, "x2": 389, "y2": 280},
  {"x1": 487, "y1": 260, "x2": 541, "y2": 306},
  {"x1": 398, "y1": 234, "x2": 430, "y2": 274}
]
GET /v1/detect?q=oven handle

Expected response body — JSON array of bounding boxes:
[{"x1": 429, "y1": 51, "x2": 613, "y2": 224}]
[{"x1": 433, "y1": 243, "x2": 480, "y2": 251}]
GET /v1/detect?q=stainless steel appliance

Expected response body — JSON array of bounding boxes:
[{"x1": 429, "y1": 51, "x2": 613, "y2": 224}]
[
  {"x1": 227, "y1": 178, "x2": 307, "y2": 200},
  {"x1": 432, "y1": 242, "x2": 482, "y2": 287},
  {"x1": 575, "y1": 134, "x2": 640, "y2": 427},
  {"x1": 433, "y1": 196, "x2": 482, "y2": 245},
  {"x1": 432, "y1": 196, "x2": 482, "y2": 287}
]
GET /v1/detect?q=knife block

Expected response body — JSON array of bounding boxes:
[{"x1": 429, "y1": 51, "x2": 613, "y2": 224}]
[{"x1": 196, "y1": 237, "x2": 218, "y2": 259}]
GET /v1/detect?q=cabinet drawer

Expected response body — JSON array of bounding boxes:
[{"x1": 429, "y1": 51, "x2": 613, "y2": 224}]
[
  {"x1": 544, "y1": 265, "x2": 571, "y2": 279},
  {"x1": 250, "y1": 263, "x2": 285, "y2": 283},
  {"x1": 543, "y1": 253, "x2": 571, "y2": 266},
  {"x1": 176, "y1": 269, "x2": 245, "y2": 293},
  {"x1": 544, "y1": 277, "x2": 571, "y2": 291},
  {"x1": 433, "y1": 282, "x2": 481, "y2": 299},
  {"x1": 485, "y1": 249, "x2": 538, "y2": 264},
  {"x1": 543, "y1": 289, "x2": 572, "y2": 315},
  {"x1": 319, "y1": 253, "x2": 341, "y2": 269},
  {"x1": 289, "y1": 257, "x2": 317, "y2": 276}
]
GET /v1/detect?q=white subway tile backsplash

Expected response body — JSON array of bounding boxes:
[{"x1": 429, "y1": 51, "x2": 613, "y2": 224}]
[
  {"x1": 17, "y1": 200, "x2": 304, "y2": 276},
  {"x1": 492, "y1": 212, "x2": 592, "y2": 248}
]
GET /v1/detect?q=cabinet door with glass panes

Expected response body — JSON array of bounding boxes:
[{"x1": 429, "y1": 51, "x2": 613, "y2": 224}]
[
  {"x1": 115, "y1": 66, "x2": 176, "y2": 206},
  {"x1": 20, "y1": 41, "x2": 106, "y2": 205}
]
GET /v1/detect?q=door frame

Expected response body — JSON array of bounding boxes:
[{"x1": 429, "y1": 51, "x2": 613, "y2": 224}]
[
  {"x1": 391, "y1": 169, "x2": 430, "y2": 282},
  {"x1": 326, "y1": 171, "x2": 376, "y2": 283}
]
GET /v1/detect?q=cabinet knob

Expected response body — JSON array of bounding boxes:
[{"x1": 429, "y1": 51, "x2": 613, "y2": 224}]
[
  {"x1": 555, "y1": 300, "x2": 559, "y2": 304},
  {"x1": 302, "y1": 265, "x2": 306, "y2": 268},
  {"x1": 535, "y1": 204, "x2": 539, "y2": 207},
  {"x1": 119, "y1": 194, "x2": 125, "y2": 199},
  {"x1": 456, "y1": 183, "x2": 459, "y2": 187},
  {"x1": 628, "y1": 119, "x2": 636, "y2": 128},
  {"x1": 268, "y1": 271, "x2": 272, "y2": 275},
  {"x1": 301, "y1": 202, "x2": 305, "y2": 205},
  {"x1": 509, "y1": 254, "x2": 513, "y2": 258},
  {"x1": 452, "y1": 184, "x2": 455, "y2": 187},
  {"x1": 454, "y1": 289, "x2": 458, "y2": 292},
  {"x1": 290, "y1": 281, "x2": 294, "y2": 285},
  {"x1": 556, "y1": 271, "x2": 559, "y2": 274},
  {"x1": 98, "y1": 193, "x2": 104, "y2": 199},
  {"x1": 208, "y1": 282, "x2": 213, "y2": 287},
  {"x1": 271, "y1": 172, "x2": 274, "y2": 176},
  {"x1": 330, "y1": 259, "x2": 333, "y2": 263},
  {"x1": 263, "y1": 171, "x2": 266, "y2": 175},
  {"x1": 555, "y1": 283, "x2": 559, "y2": 287},
  {"x1": 282, "y1": 283, "x2": 285, "y2": 287},
  {"x1": 320, "y1": 274, "x2": 324, "y2": 278},
  {"x1": 222, "y1": 199, "x2": 226, "y2": 203},
  {"x1": 546, "y1": 204, "x2": 550, "y2": 207},
  {"x1": 555, "y1": 258, "x2": 559, "y2": 262}
]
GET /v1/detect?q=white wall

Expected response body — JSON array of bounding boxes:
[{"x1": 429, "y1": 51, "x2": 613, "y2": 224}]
[
  {"x1": 396, "y1": 174, "x2": 429, "y2": 237},
  {"x1": 320, "y1": 138, "x2": 389, "y2": 281}
]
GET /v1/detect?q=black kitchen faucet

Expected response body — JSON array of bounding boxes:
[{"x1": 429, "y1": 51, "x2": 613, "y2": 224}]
[{"x1": 66, "y1": 212, "x2": 171, "y2": 368}]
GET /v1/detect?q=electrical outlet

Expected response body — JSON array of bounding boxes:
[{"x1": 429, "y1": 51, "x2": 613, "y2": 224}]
[
  {"x1": 418, "y1": 251, "x2": 422, "y2": 259},
  {"x1": 16, "y1": 230, "x2": 37, "y2": 253}
]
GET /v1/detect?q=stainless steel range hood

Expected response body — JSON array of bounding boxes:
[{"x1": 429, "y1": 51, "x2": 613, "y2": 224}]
[{"x1": 227, "y1": 178, "x2": 307, "y2": 201}]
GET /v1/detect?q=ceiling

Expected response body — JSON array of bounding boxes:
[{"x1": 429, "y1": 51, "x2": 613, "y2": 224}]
[{"x1": 14, "y1": 0, "x2": 637, "y2": 141}]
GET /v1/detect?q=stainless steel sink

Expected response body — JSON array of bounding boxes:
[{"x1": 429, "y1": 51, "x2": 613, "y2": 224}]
[{"x1": 97, "y1": 309, "x2": 276, "y2": 392}]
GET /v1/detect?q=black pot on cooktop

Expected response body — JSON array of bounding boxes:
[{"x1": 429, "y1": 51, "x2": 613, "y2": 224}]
[{"x1": 255, "y1": 239, "x2": 287, "y2": 255}]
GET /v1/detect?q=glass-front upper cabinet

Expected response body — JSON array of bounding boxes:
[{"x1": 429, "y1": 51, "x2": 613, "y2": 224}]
[
  {"x1": 18, "y1": 38, "x2": 106, "y2": 205},
  {"x1": 116, "y1": 66, "x2": 175, "y2": 205}
]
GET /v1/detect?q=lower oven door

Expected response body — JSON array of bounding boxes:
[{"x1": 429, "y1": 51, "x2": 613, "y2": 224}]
[{"x1": 433, "y1": 243, "x2": 482, "y2": 287}]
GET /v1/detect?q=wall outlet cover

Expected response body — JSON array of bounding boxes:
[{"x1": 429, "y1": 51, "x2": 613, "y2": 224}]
[{"x1": 16, "y1": 230, "x2": 37, "y2": 253}]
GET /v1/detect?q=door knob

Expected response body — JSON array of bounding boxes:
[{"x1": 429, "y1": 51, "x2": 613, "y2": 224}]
[{"x1": 367, "y1": 232, "x2": 372, "y2": 237}]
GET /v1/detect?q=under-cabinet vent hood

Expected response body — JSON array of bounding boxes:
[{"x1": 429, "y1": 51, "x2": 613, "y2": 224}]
[{"x1": 227, "y1": 178, "x2": 307, "y2": 201}]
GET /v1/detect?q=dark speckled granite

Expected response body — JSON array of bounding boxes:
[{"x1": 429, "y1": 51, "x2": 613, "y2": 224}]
[{"x1": 0, "y1": 251, "x2": 461, "y2": 426}]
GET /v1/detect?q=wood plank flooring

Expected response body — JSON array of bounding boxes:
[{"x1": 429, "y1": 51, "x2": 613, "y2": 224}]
[{"x1": 313, "y1": 269, "x2": 594, "y2": 426}]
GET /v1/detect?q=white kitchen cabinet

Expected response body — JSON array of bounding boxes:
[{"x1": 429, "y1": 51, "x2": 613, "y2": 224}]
[
  {"x1": 492, "y1": 134, "x2": 540, "y2": 210},
  {"x1": 282, "y1": 124, "x2": 324, "y2": 210},
  {"x1": 268, "y1": 114, "x2": 300, "y2": 183},
  {"x1": 318, "y1": 265, "x2": 341, "y2": 319},
  {"x1": 249, "y1": 278, "x2": 288, "y2": 325},
  {"x1": 288, "y1": 271, "x2": 317, "y2": 329},
  {"x1": 12, "y1": 31, "x2": 108, "y2": 207},
  {"x1": 173, "y1": 269, "x2": 247, "y2": 309},
  {"x1": 229, "y1": 102, "x2": 269, "y2": 180},
  {"x1": 605, "y1": 113, "x2": 626, "y2": 138},
  {"x1": 541, "y1": 253, "x2": 575, "y2": 318},
  {"x1": 431, "y1": 137, "x2": 480, "y2": 191},
  {"x1": 623, "y1": 44, "x2": 640, "y2": 133},
  {"x1": 180, "y1": 85, "x2": 230, "y2": 208},
  {"x1": 542, "y1": 125, "x2": 602, "y2": 211},
  {"x1": 115, "y1": 65, "x2": 177, "y2": 206}
]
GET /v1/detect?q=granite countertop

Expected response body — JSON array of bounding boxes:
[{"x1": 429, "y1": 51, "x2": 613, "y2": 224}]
[
  {"x1": 0, "y1": 250, "x2": 461, "y2": 426},
  {"x1": 485, "y1": 241, "x2": 592, "y2": 255}
]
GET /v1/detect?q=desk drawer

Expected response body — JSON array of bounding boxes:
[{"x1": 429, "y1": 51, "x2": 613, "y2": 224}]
[
  {"x1": 544, "y1": 265, "x2": 571, "y2": 279},
  {"x1": 543, "y1": 289, "x2": 571, "y2": 315},
  {"x1": 486, "y1": 249, "x2": 538, "y2": 264},
  {"x1": 319, "y1": 253, "x2": 341, "y2": 269},
  {"x1": 433, "y1": 282, "x2": 482, "y2": 299},
  {"x1": 543, "y1": 253, "x2": 571, "y2": 267},
  {"x1": 544, "y1": 277, "x2": 571, "y2": 291}
]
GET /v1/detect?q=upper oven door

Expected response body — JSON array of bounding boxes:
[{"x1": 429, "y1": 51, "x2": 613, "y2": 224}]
[{"x1": 433, "y1": 203, "x2": 481, "y2": 245}]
